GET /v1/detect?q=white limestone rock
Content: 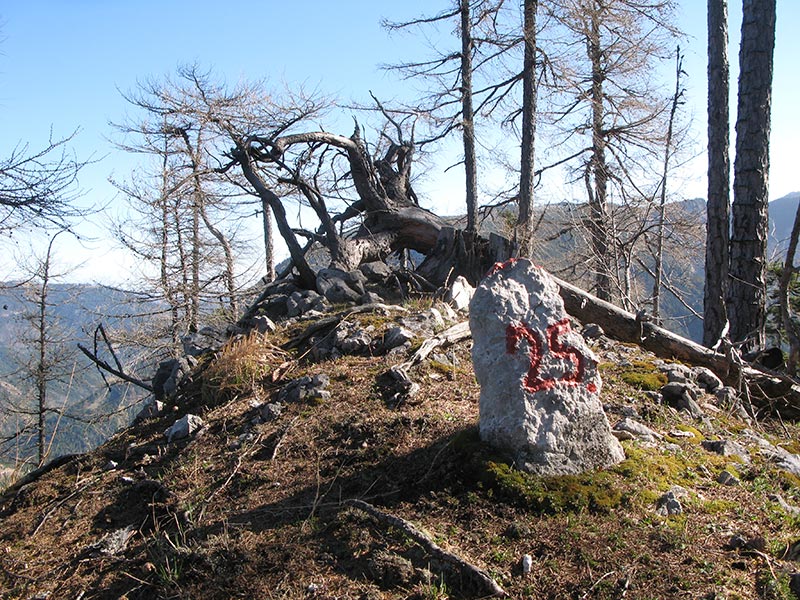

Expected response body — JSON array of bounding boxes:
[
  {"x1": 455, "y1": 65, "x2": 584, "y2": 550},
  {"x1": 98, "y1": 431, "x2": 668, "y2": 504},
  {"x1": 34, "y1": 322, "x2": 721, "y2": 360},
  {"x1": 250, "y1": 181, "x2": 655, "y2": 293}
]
[
  {"x1": 470, "y1": 258, "x2": 624, "y2": 475},
  {"x1": 445, "y1": 276, "x2": 475, "y2": 312}
]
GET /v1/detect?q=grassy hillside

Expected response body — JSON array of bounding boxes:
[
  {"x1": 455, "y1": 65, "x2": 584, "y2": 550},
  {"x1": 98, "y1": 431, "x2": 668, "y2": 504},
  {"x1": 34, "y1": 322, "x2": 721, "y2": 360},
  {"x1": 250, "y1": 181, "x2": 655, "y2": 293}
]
[{"x1": 1, "y1": 299, "x2": 798, "y2": 599}]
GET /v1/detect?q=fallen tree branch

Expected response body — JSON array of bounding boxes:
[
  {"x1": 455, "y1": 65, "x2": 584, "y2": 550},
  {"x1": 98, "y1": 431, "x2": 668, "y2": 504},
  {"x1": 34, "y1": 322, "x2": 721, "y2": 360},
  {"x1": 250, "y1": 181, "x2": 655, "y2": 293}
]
[
  {"x1": 344, "y1": 499, "x2": 507, "y2": 597},
  {"x1": 283, "y1": 303, "x2": 408, "y2": 350},
  {"x1": 399, "y1": 320, "x2": 471, "y2": 370},
  {"x1": 77, "y1": 343, "x2": 153, "y2": 392},
  {"x1": 551, "y1": 275, "x2": 800, "y2": 419}
]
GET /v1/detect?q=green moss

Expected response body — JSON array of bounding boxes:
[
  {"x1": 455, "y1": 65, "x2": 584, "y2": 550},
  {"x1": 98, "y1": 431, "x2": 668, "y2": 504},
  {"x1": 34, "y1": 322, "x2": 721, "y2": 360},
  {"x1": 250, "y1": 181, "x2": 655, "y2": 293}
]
[
  {"x1": 481, "y1": 461, "x2": 624, "y2": 514},
  {"x1": 700, "y1": 498, "x2": 739, "y2": 515},
  {"x1": 620, "y1": 371, "x2": 668, "y2": 391}
]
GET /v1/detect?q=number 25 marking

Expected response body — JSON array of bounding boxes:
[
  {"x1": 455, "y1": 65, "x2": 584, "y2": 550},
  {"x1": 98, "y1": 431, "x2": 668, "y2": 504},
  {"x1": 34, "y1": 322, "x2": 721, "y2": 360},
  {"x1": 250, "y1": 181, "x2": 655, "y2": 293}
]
[{"x1": 505, "y1": 318, "x2": 597, "y2": 393}]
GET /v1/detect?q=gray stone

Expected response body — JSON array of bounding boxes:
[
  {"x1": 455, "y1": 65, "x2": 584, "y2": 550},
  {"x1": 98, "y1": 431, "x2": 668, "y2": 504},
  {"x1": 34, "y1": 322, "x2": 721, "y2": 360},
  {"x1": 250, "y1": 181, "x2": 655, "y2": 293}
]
[
  {"x1": 277, "y1": 374, "x2": 330, "y2": 404},
  {"x1": 747, "y1": 431, "x2": 800, "y2": 477},
  {"x1": 134, "y1": 399, "x2": 164, "y2": 423},
  {"x1": 259, "y1": 402, "x2": 283, "y2": 422},
  {"x1": 383, "y1": 326, "x2": 415, "y2": 352},
  {"x1": 655, "y1": 491, "x2": 683, "y2": 516},
  {"x1": 359, "y1": 261, "x2": 393, "y2": 283},
  {"x1": 360, "y1": 292, "x2": 385, "y2": 305},
  {"x1": 445, "y1": 276, "x2": 475, "y2": 312},
  {"x1": 582, "y1": 323, "x2": 605, "y2": 339},
  {"x1": 693, "y1": 366, "x2": 723, "y2": 393},
  {"x1": 164, "y1": 414, "x2": 204, "y2": 442},
  {"x1": 661, "y1": 382, "x2": 704, "y2": 418},
  {"x1": 252, "y1": 315, "x2": 276, "y2": 334},
  {"x1": 470, "y1": 258, "x2": 624, "y2": 475},
  {"x1": 715, "y1": 386, "x2": 738, "y2": 406},
  {"x1": 661, "y1": 363, "x2": 694, "y2": 384},
  {"x1": 613, "y1": 417, "x2": 661, "y2": 442},
  {"x1": 317, "y1": 268, "x2": 364, "y2": 304},
  {"x1": 717, "y1": 470, "x2": 740, "y2": 486},
  {"x1": 182, "y1": 327, "x2": 223, "y2": 357},
  {"x1": 701, "y1": 439, "x2": 750, "y2": 463}
]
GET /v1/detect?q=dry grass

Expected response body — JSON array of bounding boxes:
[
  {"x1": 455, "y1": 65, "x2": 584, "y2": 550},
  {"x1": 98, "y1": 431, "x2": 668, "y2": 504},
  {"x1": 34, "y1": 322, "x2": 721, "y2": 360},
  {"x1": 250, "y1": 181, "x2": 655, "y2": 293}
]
[{"x1": 1, "y1": 311, "x2": 799, "y2": 600}]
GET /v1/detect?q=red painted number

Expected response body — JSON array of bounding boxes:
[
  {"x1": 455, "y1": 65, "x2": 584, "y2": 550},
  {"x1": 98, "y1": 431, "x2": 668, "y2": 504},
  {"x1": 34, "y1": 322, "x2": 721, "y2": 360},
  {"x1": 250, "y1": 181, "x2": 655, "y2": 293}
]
[{"x1": 506, "y1": 318, "x2": 597, "y2": 393}]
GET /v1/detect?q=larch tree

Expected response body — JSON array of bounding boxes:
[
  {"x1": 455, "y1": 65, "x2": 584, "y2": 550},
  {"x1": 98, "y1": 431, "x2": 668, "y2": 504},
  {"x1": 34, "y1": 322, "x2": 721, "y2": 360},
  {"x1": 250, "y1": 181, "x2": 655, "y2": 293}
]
[
  {"x1": 703, "y1": 0, "x2": 731, "y2": 349},
  {"x1": 541, "y1": 0, "x2": 680, "y2": 303},
  {"x1": 727, "y1": 0, "x2": 777, "y2": 349}
]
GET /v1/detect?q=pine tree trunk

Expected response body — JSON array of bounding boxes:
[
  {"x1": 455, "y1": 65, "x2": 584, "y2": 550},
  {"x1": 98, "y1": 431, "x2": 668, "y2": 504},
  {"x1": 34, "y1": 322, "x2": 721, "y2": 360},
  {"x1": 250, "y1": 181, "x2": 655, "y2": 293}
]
[
  {"x1": 461, "y1": 0, "x2": 478, "y2": 233},
  {"x1": 703, "y1": 0, "x2": 731, "y2": 348},
  {"x1": 517, "y1": 0, "x2": 538, "y2": 258},
  {"x1": 728, "y1": 0, "x2": 776, "y2": 349}
]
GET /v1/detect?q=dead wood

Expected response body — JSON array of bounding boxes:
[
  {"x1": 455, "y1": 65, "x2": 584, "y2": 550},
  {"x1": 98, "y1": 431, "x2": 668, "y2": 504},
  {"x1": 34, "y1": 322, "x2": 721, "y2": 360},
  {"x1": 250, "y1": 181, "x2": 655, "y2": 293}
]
[
  {"x1": 283, "y1": 303, "x2": 408, "y2": 350},
  {"x1": 344, "y1": 498, "x2": 508, "y2": 597},
  {"x1": 551, "y1": 275, "x2": 800, "y2": 419},
  {"x1": 398, "y1": 321, "x2": 471, "y2": 371}
]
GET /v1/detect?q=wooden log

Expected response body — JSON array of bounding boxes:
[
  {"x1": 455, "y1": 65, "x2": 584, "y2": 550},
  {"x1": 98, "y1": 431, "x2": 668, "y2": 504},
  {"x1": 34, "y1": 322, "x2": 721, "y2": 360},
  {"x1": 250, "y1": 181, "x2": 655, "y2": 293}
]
[
  {"x1": 344, "y1": 499, "x2": 508, "y2": 597},
  {"x1": 552, "y1": 275, "x2": 800, "y2": 419}
]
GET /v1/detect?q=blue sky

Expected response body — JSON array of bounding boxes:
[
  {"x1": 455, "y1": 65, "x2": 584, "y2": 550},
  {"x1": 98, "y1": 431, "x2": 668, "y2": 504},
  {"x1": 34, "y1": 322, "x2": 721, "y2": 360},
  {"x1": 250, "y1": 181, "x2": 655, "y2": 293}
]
[{"x1": 0, "y1": 1, "x2": 797, "y2": 283}]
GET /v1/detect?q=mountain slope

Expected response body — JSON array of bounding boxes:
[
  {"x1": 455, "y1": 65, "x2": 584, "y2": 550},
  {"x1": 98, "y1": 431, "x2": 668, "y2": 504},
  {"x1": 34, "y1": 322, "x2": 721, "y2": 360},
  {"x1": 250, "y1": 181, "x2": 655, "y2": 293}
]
[{"x1": 1, "y1": 300, "x2": 798, "y2": 599}]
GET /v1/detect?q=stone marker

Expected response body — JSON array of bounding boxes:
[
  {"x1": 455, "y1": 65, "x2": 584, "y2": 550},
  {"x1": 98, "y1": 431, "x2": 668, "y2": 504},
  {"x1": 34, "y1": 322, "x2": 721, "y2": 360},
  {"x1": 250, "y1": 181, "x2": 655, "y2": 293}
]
[{"x1": 470, "y1": 258, "x2": 624, "y2": 475}]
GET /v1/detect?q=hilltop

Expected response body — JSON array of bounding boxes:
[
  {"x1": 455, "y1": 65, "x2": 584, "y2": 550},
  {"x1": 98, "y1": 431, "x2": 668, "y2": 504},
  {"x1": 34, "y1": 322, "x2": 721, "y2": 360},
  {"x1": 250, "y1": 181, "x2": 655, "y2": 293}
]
[{"x1": 0, "y1": 284, "x2": 799, "y2": 600}]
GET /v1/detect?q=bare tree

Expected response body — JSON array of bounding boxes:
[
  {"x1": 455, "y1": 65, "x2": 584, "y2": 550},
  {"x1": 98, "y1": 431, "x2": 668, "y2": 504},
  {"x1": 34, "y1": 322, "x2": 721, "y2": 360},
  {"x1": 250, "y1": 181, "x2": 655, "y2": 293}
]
[
  {"x1": 652, "y1": 47, "x2": 686, "y2": 320},
  {"x1": 727, "y1": 0, "x2": 777, "y2": 349},
  {"x1": 1, "y1": 232, "x2": 79, "y2": 466},
  {"x1": 0, "y1": 132, "x2": 86, "y2": 234},
  {"x1": 777, "y1": 202, "x2": 800, "y2": 375},
  {"x1": 703, "y1": 0, "x2": 731, "y2": 348},
  {"x1": 541, "y1": 0, "x2": 680, "y2": 302}
]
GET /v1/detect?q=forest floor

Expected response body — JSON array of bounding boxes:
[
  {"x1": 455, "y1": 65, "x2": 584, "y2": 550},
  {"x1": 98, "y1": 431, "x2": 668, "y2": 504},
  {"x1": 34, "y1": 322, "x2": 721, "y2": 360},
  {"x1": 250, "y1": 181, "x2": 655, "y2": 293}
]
[{"x1": 1, "y1": 299, "x2": 799, "y2": 600}]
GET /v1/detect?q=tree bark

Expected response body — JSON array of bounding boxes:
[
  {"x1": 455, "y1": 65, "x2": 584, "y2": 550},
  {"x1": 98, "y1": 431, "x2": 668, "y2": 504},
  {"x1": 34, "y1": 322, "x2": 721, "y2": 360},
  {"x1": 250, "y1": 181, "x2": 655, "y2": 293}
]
[
  {"x1": 704, "y1": 0, "x2": 731, "y2": 348},
  {"x1": 587, "y1": 7, "x2": 612, "y2": 302},
  {"x1": 460, "y1": 0, "x2": 479, "y2": 233},
  {"x1": 517, "y1": 0, "x2": 538, "y2": 258},
  {"x1": 728, "y1": 0, "x2": 776, "y2": 349},
  {"x1": 262, "y1": 199, "x2": 275, "y2": 282}
]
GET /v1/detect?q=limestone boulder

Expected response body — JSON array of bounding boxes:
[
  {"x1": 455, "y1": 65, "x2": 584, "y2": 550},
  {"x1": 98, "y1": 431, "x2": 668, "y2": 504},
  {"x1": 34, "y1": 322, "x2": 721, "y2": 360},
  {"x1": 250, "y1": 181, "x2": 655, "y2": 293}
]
[{"x1": 470, "y1": 258, "x2": 624, "y2": 475}]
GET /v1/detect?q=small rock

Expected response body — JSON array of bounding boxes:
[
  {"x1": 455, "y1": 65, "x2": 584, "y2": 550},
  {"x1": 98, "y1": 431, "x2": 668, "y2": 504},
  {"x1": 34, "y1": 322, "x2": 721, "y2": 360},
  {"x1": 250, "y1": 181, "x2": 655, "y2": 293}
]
[
  {"x1": 359, "y1": 261, "x2": 393, "y2": 283},
  {"x1": 701, "y1": 439, "x2": 750, "y2": 463},
  {"x1": 383, "y1": 326, "x2": 415, "y2": 352},
  {"x1": 668, "y1": 484, "x2": 690, "y2": 498},
  {"x1": 164, "y1": 414, "x2": 204, "y2": 442},
  {"x1": 693, "y1": 367, "x2": 723, "y2": 393},
  {"x1": 717, "y1": 470, "x2": 740, "y2": 486},
  {"x1": 582, "y1": 323, "x2": 605, "y2": 339},
  {"x1": 768, "y1": 493, "x2": 800, "y2": 516},
  {"x1": 504, "y1": 521, "x2": 532, "y2": 540},
  {"x1": 259, "y1": 402, "x2": 283, "y2": 422},
  {"x1": 668, "y1": 429, "x2": 696, "y2": 439},
  {"x1": 613, "y1": 417, "x2": 661, "y2": 442},
  {"x1": 661, "y1": 364, "x2": 694, "y2": 384},
  {"x1": 661, "y1": 382, "x2": 704, "y2": 418},
  {"x1": 445, "y1": 276, "x2": 475, "y2": 312},
  {"x1": 655, "y1": 491, "x2": 683, "y2": 516},
  {"x1": 714, "y1": 385, "x2": 739, "y2": 407},
  {"x1": 252, "y1": 315, "x2": 276, "y2": 334},
  {"x1": 134, "y1": 399, "x2": 164, "y2": 423},
  {"x1": 360, "y1": 292, "x2": 385, "y2": 305},
  {"x1": 522, "y1": 554, "x2": 533, "y2": 574}
]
